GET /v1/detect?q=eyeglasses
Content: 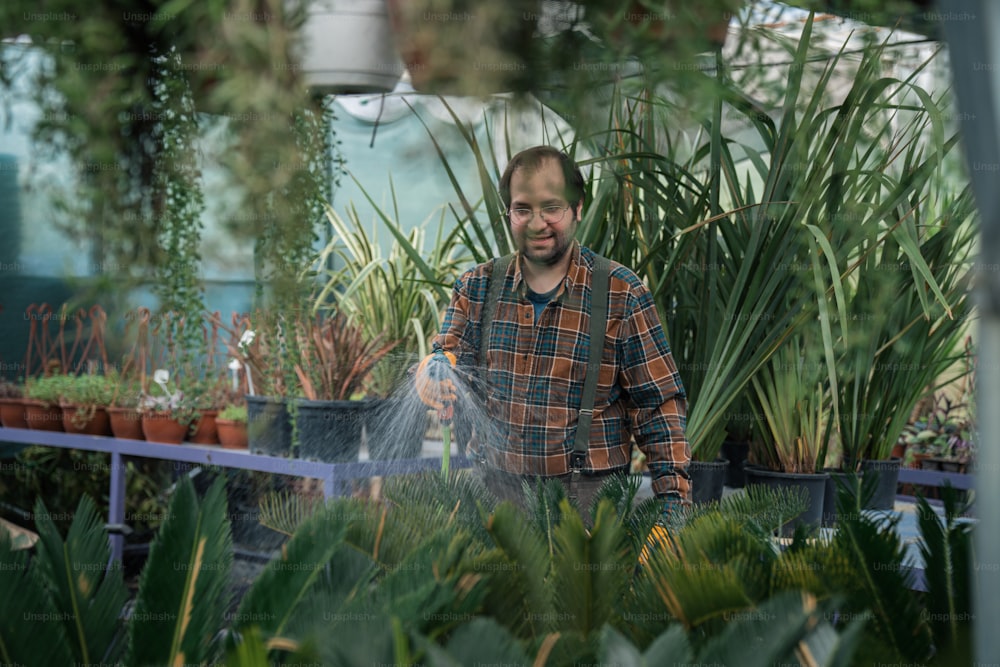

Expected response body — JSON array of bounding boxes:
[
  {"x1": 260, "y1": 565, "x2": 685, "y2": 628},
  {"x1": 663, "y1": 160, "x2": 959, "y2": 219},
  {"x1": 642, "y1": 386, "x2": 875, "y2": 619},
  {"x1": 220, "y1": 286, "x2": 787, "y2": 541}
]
[{"x1": 507, "y1": 204, "x2": 572, "y2": 225}]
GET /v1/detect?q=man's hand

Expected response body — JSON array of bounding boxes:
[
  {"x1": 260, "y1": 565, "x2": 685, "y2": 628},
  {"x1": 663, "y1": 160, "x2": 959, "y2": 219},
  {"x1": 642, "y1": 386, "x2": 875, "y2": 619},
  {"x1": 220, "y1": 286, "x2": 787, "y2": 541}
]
[{"x1": 415, "y1": 350, "x2": 458, "y2": 410}]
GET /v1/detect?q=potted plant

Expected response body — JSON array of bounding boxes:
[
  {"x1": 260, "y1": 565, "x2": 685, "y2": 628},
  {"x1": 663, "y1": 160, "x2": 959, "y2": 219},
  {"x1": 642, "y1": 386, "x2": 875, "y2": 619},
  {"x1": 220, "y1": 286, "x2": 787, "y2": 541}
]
[
  {"x1": 0, "y1": 378, "x2": 27, "y2": 429},
  {"x1": 186, "y1": 376, "x2": 230, "y2": 446},
  {"x1": 216, "y1": 403, "x2": 249, "y2": 450},
  {"x1": 219, "y1": 313, "x2": 296, "y2": 457},
  {"x1": 315, "y1": 203, "x2": 467, "y2": 460},
  {"x1": 297, "y1": 0, "x2": 404, "y2": 94},
  {"x1": 746, "y1": 336, "x2": 831, "y2": 534},
  {"x1": 58, "y1": 373, "x2": 115, "y2": 436},
  {"x1": 107, "y1": 373, "x2": 145, "y2": 440},
  {"x1": 291, "y1": 312, "x2": 400, "y2": 463},
  {"x1": 139, "y1": 369, "x2": 192, "y2": 445},
  {"x1": 21, "y1": 374, "x2": 70, "y2": 432},
  {"x1": 901, "y1": 393, "x2": 976, "y2": 473}
]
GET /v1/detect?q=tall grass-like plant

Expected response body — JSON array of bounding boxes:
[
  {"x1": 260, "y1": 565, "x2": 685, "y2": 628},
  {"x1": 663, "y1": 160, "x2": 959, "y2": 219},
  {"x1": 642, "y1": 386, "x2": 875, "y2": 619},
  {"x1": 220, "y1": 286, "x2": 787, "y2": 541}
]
[{"x1": 750, "y1": 337, "x2": 830, "y2": 474}]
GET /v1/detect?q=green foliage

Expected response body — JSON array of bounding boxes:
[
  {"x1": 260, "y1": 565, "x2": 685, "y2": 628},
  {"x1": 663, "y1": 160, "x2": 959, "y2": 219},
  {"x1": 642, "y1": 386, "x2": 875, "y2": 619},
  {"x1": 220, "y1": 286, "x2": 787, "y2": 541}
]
[
  {"x1": 22, "y1": 374, "x2": 72, "y2": 406},
  {"x1": 59, "y1": 372, "x2": 118, "y2": 407},
  {"x1": 30, "y1": 494, "x2": 129, "y2": 665},
  {"x1": 315, "y1": 196, "x2": 470, "y2": 397},
  {"x1": 750, "y1": 336, "x2": 830, "y2": 473},
  {"x1": 0, "y1": 446, "x2": 170, "y2": 537},
  {"x1": 218, "y1": 404, "x2": 248, "y2": 422},
  {"x1": 126, "y1": 476, "x2": 233, "y2": 665},
  {"x1": 916, "y1": 489, "x2": 974, "y2": 663},
  {"x1": 0, "y1": 469, "x2": 979, "y2": 665},
  {"x1": 0, "y1": 529, "x2": 76, "y2": 665}
]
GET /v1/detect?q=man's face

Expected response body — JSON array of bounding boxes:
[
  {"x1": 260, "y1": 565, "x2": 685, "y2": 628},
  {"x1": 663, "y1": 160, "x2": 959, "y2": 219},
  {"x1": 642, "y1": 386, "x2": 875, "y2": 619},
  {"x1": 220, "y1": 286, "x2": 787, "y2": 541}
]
[{"x1": 507, "y1": 158, "x2": 581, "y2": 268}]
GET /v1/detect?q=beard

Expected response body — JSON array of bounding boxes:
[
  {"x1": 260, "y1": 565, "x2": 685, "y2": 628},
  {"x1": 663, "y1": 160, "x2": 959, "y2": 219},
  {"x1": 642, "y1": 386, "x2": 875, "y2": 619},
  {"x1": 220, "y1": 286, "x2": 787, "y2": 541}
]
[{"x1": 516, "y1": 216, "x2": 576, "y2": 266}]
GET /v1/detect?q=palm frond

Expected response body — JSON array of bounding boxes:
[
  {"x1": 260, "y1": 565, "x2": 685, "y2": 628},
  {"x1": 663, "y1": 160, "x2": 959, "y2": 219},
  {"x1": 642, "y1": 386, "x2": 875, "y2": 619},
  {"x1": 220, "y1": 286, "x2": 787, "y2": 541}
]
[
  {"x1": 31, "y1": 494, "x2": 128, "y2": 665},
  {"x1": 0, "y1": 528, "x2": 75, "y2": 665},
  {"x1": 419, "y1": 617, "x2": 534, "y2": 667},
  {"x1": 916, "y1": 490, "x2": 974, "y2": 655},
  {"x1": 126, "y1": 476, "x2": 233, "y2": 666},
  {"x1": 551, "y1": 500, "x2": 634, "y2": 639},
  {"x1": 698, "y1": 590, "x2": 864, "y2": 666},
  {"x1": 257, "y1": 490, "x2": 324, "y2": 537},
  {"x1": 599, "y1": 624, "x2": 693, "y2": 666},
  {"x1": 480, "y1": 501, "x2": 555, "y2": 639},
  {"x1": 234, "y1": 501, "x2": 348, "y2": 642},
  {"x1": 828, "y1": 503, "x2": 933, "y2": 660}
]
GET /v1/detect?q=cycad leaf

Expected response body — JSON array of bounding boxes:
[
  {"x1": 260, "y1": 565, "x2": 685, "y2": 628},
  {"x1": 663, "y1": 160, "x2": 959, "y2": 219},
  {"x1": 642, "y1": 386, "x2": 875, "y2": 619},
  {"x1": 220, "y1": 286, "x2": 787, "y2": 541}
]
[
  {"x1": 599, "y1": 623, "x2": 692, "y2": 666},
  {"x1": 551, "y1": 500, "x2": 633, "y2": 638},
  {"x1": 31, "y1": 494, "x2": 128, "y2": 665},
  {"x1": 832, "y1": 506, "x2": 933, "y2": 660},
  {"x1": 0, "y1": 529, "x2": 75, "y2": 665},
  {"x1": 258, "y1": 490, "x2": 323, "y2": 537},
  {"x1": 127, "y1": 476, "x2": 233, "y2": 666},
  {"x1": 482, "y1": 501, "x2": 554, "y2": 638},
  {"x1": 916, "y1": 492, "x2": 974, "y2": 652},
  {"x1": 700, "y1": 591, "x2": 861, "y2": 666},
  {"x1": 421, "y1": 617, "x2": 533, "y2": 666},
  {"x1": 235, "y1": 503, "x2": 347, "y2": 639}
]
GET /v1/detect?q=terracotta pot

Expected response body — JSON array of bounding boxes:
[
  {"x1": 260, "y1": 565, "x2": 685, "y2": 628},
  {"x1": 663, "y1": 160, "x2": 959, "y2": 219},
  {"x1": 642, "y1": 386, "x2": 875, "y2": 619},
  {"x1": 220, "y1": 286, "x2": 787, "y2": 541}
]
[
  {"x1": 141, "y1": 412, "x2": 191, "y2": 445},
  {"x1": 23, "y1": 400, "x2": 64, "y2": 432},
  {"x1": 108, "y1": 406, "x2": 145, "y2": 440},
  {"x1": 0, "y1": 398, "x2": 28, "y2": 429},
  {"x1": 216, "y1": 419, "x2": 249, "y2": 450},
  {"x1": 189, "y1": 409, "x2": 220, "y2": 445},
  {"x1": 61, "y1": 404, "x2": 112, "y2": 436},
  {"x1": 910, "y1": 452, "x2": 933, "y2": 469}
]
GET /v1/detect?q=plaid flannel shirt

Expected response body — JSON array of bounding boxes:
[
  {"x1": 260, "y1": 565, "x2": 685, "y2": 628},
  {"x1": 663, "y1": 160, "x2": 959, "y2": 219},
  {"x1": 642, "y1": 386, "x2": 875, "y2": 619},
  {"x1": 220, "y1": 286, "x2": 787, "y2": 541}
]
[{"x1": 433, "y1": 243, "x2": 690, "y2": 507}]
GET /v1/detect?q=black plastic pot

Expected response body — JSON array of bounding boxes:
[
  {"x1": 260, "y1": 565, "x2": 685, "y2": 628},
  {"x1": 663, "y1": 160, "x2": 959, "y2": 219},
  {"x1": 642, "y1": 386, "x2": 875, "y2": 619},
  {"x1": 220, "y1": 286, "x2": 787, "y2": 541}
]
[
  {"x1": 366, "y1": 398, "x2": 426, "y2": 461},
  {"x1": 688, "y1": 458, "x2": 728, "y2": 504},
  {"x1": 822, "y1": 469, "x2": 861, "y2": 527},
  {"x1": 720, "y1": 440, "x2": 750, "y2": 488},
  {"x1": 246, "y1": 396, "x2": 292, "y2": 457},
  {"x1": 745, "y1": 467, "x2": 829, "y2": 536},
  {"x1": 294, "y1": 399, "x2": 369, "y2": 463},
  {"x1": 859, "y1": 458, "x2": 902, "y2": 511}
]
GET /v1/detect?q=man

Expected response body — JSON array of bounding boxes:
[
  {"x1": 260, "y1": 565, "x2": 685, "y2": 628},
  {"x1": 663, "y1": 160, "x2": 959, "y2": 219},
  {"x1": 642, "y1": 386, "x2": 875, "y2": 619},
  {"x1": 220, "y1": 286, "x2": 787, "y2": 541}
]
[{"x1": 417, "y1": 145, "x2": 689, "y2": 520}]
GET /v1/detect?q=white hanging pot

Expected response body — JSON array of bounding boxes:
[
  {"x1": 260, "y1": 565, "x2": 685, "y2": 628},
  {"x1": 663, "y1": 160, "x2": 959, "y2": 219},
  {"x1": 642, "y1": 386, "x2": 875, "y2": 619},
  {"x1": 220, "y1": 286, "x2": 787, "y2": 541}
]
[{"x1": 299, "y1": 0, "x2": 404, "y2": 95}]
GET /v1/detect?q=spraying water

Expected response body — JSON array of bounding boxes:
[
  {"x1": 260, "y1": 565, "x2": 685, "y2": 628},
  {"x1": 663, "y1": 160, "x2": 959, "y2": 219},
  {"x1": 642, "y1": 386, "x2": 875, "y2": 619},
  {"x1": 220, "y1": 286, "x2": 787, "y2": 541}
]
[{"x1": 366, "y1": 352, "x2": 502, "y2": 470}]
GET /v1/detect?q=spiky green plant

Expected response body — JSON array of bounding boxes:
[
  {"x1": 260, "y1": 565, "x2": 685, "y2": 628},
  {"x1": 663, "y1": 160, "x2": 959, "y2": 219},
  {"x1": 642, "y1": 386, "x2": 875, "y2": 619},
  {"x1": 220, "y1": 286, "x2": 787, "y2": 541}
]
[
  {"x1": 314, "y1": 196, "x2": 470, "y2": 398},
  {"x1": 126, "y1": 476, "x2": 233, "y2": 664}
]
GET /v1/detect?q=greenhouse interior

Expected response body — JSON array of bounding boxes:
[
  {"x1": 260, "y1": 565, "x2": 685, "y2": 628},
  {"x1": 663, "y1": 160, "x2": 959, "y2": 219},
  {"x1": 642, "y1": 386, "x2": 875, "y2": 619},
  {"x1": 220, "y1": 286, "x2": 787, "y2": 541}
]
[{"x1": 0, "y1": 0, "x2": 997, "y2": 664}]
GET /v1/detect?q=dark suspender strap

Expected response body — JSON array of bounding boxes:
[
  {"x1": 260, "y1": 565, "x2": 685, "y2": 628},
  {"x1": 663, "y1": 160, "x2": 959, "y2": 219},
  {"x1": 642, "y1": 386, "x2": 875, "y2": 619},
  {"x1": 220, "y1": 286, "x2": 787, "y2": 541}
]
[
  {"x1": 571, "y1": 254, "x2": 610, "y2": 472},
  {"x1": 481, "y1": 253, "x2": 514, "y2": 369}
]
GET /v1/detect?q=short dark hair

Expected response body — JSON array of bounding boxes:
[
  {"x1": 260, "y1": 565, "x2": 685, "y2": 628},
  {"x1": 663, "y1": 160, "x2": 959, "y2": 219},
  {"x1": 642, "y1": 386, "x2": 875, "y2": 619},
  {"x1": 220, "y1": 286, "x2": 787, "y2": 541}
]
[{"x1": 498, "y1": 146, "x2": 585, "y2": 209}]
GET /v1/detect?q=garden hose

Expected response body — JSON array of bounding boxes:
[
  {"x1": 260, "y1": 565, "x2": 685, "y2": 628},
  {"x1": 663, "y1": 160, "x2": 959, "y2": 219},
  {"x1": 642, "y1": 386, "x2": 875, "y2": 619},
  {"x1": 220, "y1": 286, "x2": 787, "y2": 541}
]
[{"x1": 415, "y1": 350, "x2": 457, "y2": 477}]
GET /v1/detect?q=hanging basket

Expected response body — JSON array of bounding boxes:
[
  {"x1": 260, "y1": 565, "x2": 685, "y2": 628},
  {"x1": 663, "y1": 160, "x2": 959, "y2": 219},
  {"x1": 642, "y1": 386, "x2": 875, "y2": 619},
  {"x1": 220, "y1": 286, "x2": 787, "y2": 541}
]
[{"x1": 299, "y1": 0, "x2": 404, "y2": 94}]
